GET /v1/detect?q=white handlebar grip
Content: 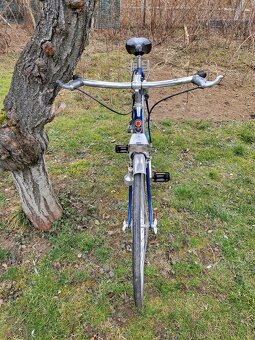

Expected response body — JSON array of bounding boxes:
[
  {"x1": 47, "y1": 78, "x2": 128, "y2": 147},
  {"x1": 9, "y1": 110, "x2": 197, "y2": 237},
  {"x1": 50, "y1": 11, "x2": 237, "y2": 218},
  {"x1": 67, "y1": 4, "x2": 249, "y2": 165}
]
[{"x1": 192, "y1": 75, "x2": 223, "y2": 88}]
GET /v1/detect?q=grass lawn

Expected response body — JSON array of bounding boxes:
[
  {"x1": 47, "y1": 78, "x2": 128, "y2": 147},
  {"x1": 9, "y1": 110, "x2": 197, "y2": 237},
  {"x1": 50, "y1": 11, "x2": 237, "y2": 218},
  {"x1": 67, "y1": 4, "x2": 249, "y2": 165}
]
[{"x1": 0, "y1": 38, "x2": 254, "y2": 339}]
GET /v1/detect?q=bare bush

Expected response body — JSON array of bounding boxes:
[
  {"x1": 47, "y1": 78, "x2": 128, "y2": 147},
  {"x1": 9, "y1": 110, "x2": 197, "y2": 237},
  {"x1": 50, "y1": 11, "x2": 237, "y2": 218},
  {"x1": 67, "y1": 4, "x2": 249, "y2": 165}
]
[
  {"x1": 0, "y1": 0, "x2": 37, "y2": 30},
  {"x1": 95, "y1": 0, "x2": 255, "y2": 45},
  {"x1": 0, "y1": 0, "x2": 38, "y2": 53},
  {"x1": 0, "y1": 23, "x2": 11, "y2": 53},
  {"x1": 19, "y1": 0, "x2": 36, "y2": 31}
]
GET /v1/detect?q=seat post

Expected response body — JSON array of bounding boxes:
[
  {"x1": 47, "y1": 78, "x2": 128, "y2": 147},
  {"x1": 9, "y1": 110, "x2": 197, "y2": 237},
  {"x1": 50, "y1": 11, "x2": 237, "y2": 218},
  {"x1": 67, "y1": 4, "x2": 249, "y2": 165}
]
[{"x1": 137, "y1": 55, "x2": 142, "y2": 69}]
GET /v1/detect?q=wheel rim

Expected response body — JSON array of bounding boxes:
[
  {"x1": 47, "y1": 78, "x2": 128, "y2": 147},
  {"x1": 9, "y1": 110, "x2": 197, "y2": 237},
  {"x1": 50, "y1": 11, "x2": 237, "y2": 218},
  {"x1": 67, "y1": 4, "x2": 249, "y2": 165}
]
[
  {"x1": 140, "y1": 178, "x2": 148, "y2": 299},
  {"x1": 132, "y1": 173, "x2": 149, "y2": 309}
]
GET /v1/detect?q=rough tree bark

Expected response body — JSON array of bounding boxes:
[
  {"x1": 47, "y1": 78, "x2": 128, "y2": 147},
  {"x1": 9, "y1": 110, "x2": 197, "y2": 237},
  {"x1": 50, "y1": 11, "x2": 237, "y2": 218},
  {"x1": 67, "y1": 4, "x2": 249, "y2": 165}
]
[{"x1": 0, "y1": 0, "x2": 96, "y2": 231}]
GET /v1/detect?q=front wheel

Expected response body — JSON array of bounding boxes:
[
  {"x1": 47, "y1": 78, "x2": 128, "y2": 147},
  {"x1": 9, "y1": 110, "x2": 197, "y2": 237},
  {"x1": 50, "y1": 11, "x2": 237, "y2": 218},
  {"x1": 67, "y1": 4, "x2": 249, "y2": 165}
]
[{"x1": 132, "y1": 173, "x2": 148, "y2": 309}]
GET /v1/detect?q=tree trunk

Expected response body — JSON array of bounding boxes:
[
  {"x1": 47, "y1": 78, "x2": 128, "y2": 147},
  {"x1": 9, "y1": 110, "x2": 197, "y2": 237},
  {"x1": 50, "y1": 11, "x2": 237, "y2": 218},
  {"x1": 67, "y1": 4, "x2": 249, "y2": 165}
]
[
  {"x1": 1, "y1": 0, "x2": 96, "y2": 231},
  {"x1": 12, "y1": 157, "x2": 62, "y2": 231}
]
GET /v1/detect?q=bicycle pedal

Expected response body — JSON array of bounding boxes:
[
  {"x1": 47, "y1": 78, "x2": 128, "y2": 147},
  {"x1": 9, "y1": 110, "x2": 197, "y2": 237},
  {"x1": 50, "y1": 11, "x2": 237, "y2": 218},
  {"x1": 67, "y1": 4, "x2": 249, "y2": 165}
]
[
  {"x1": 115, "y1": 145, "x2": 129, "y2": 153},
  {"x1": 153, "y1": 172, "x2": 170, "y2": 182}
]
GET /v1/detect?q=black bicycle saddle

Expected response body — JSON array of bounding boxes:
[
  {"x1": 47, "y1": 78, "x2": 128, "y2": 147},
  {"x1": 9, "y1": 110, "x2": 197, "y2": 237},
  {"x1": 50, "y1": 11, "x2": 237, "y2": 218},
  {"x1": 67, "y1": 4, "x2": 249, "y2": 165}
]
[{"x1": 126, "y1": 37, "x2": 152, "y2": 56}]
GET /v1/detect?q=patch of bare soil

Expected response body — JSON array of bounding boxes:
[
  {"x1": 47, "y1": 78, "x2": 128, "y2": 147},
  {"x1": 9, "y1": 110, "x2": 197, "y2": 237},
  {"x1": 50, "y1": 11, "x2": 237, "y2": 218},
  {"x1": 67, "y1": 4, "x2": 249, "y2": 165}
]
[{"x1": 148, "y1": 65, "x2": 255, "y2": 121}]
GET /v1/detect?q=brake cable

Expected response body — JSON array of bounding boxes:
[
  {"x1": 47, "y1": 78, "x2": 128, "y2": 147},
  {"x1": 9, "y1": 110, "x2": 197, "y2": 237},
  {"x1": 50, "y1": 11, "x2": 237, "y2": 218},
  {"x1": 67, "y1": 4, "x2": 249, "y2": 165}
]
[
  {"x1": 149, "y1": 86, "x2": 201, "y2": 115},
  {"x1": 75, "y1": 69, "x2": 139, "y2": 116},
  {"x1": 145, "y1": 86, "x2": 201, "y2": 144},
  {"x1": 145, "y1": 93, "x2": 152, "y2": 143},
  {"x1": 76, "y1": 88, "x2": 131, "y2": 116},
  {"x1": 76, "y1": 85, "x2": 201, "y2": 118}
]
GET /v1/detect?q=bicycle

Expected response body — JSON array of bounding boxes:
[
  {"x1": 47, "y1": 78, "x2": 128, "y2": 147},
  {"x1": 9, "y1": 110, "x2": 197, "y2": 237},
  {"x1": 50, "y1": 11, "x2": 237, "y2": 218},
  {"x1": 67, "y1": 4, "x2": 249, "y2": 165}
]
[{"x1": 57, "y1": 37, "x2": 223, "y2": 309}]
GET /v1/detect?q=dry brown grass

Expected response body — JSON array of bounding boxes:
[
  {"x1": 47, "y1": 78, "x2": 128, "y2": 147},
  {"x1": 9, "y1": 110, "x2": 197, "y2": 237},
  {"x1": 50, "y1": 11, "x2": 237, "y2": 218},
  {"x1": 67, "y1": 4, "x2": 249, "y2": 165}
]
[{"x1": 0, "y1": 23, "x2": 11, "y2": 53}]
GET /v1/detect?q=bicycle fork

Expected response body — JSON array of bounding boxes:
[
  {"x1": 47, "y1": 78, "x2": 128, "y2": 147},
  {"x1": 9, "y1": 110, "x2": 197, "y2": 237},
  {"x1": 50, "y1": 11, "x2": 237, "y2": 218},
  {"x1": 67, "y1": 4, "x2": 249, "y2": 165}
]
[{"x1": 123, "y1": 149, "x2": 158, "y2": 234}]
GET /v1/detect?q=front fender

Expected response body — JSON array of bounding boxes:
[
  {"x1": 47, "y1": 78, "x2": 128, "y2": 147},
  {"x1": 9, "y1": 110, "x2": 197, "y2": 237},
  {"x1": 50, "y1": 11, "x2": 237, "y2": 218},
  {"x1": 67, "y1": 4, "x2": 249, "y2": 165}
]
[{"x1": 133, "y1": 153, "x2": 146, "y2": 175}]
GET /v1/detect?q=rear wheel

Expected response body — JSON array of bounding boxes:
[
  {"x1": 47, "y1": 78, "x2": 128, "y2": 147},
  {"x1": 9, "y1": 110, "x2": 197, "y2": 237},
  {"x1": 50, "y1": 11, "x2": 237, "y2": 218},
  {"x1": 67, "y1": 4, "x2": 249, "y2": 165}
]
[{"x1": 132, "y1": 173, "x2": 148, "y2": 309}]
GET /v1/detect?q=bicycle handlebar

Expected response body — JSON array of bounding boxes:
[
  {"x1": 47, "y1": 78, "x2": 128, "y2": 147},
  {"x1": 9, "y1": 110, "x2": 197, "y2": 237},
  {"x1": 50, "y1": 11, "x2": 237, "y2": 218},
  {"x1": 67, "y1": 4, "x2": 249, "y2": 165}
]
[
  {"x1": 57, "y1": 78, "x2": 132, "y2": 90},
  {"x1": 56, "y1": 73, "x2": 223, "y2": 91}
]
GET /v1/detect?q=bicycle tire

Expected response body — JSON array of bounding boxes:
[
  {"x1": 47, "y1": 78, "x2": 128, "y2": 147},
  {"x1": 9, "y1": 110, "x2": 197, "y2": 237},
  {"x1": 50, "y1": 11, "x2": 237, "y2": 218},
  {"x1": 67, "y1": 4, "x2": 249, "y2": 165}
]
[{"x1": 132, "y1": 172, "x2": 149, "y2": 309}]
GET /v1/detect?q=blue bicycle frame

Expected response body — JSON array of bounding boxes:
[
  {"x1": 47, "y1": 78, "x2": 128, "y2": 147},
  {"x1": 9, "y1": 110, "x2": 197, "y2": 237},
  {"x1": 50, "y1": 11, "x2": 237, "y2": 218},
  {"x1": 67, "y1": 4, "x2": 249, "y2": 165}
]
[{"x1": 127, "y1": 57, "x2": 154, "y2": 231}]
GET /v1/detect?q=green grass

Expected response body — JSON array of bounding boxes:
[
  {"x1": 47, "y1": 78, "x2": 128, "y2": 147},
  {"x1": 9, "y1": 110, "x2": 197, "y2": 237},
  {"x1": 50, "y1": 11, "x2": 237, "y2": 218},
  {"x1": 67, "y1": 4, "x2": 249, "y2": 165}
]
[
  {"x1": 0, "y1": 54, "x2": 16, "y2": 104},
  {"x1": 0, "y1": 192, "x2": 6, "y2": 209},
  {"x1": 0, "y1": 248, "x2": 10, "y2": 262},
  {"x1": 0, "y1": 43, "x2": 255, "y2": 339}
]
